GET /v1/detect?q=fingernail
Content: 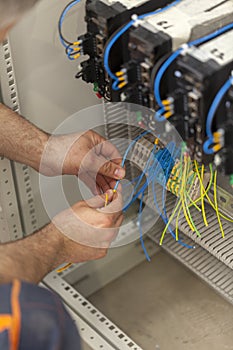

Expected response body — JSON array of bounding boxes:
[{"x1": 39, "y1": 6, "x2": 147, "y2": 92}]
[{"x1": 114, "y1": 168, "x2": 125, "y2": 179}]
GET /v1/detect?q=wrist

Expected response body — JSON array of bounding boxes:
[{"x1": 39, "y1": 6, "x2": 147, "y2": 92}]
[
  {"x1": 0, "y1": 223, "x2": 66, "y2": 285},
  {"x1": 39, "y1": 222, "x2": 67, "y2": 270},
  {"x1": 40, "y1": 133, "x2": 81, "y2": 176},
  {"x1": 27, "y1": 131, "x2": 50, "y2": 172}
]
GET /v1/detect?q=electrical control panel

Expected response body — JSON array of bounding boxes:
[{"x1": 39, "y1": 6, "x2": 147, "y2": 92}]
[
  {"x1": 76, "y1": 0, "x2": 173, "y2": 99},
  {"x1": 121, "y1": 0, "x2": 233, "y2": 107},
  {"x1": 70, "y1": 0, "x2": 233, "y2": 176},
  {"x1": 171, "y1": 29, "x2": 233, "y2": 174}
]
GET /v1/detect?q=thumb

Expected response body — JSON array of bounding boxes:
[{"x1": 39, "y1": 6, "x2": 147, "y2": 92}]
[{"x1": 98, "y1": 156, "x2": 125, "y2": 180}]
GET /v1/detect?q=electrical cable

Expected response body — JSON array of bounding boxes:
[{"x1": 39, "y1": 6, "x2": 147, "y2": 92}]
[
  {"x1": 194, "y1": 160, "x2": 233, "y2": 223},
  {"x1": 183, "y1": 161, "x2": 202, "y2": 237},
  {"x1": 103, "y1": 0, "x2": 183, "y2": 90},
  {"x1": 203, "y1": 75, "x2": 233, "y2": 154},
  {"x1": 114, "y1": 130, "x2": 151, "y2": 192},
  {"x1": 117, "y1": 135, "x2": 231, "y2": 258},
  {"x1": 200, "y1": 165, "x2": 208, "y2": 227},
  {"x1": 213, "y1": 170, "x2": 225, "y2": 238},
  {"x1": 189, "y1": 163, "x2": 213, "y2": 207},
  {"x1": 151, "y1": 146, "x2": 194, "y2": 249},
  {"x1": 139, "y1": 191, "x2": 151, "y2": 261},
  {"x1": 59, "y1": 0, "x2": 82, "y2": 61}
]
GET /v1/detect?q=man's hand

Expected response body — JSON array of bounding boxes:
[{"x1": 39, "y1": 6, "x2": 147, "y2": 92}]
[
  {"x1": 0, "y1": 105, "x2": 125, "y2": 194},
  {"x1": 53, "y1": 189, "x2": 123, "y2": 263},
  {"x1": 40, "y1": 130, "x2": 126, "y2": 194},
  {"x1": 0, "y1": 190, "x2": 123, "y2": 284}
]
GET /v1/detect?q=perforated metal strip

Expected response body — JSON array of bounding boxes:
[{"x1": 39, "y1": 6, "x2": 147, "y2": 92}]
[
  {"x1": 44, "y1": 272, "x2": 143, "y2": 350},
  {"x1": 0, "y1": 42, "x2": 23, "y2": 242},
  {"x1": 147, "y1": 220, "x2": 233, "y2": 304},
  {"x1": 103, "y1": 100, "x2": 133, "y2": 179},
  {"x1": 0, "y1": 157, "x2": 22, "y2": 242},
  {"x1": 173, "y1": 203, "x2": 233, "y2": 270},
  {"x1": 0, "y1": 39, "x2": 38, "y2": 235}
]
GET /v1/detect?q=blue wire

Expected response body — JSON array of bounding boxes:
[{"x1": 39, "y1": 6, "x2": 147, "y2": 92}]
[
  {"x1": 154, "y1": 48, "x2": 182, "y2": 113},
  {"x1": 123, "y1": 142, "x2": 174, "y2": 212},
  {"x1": 151, "y1": 147, "x2": 194, "y2": 249},
  {"x1": 123, "y1": 145, "x2": 164, "y2": 212},
  {"x1": 103, "y1": 0, "x2": 183, "y2": 89},
  {"x1": 188, "y1": 22, "x2": 233, "y2": 47},
  {"x1": 122, "y1": 141, "x2": 194, "y2": 252},
  {"x1": 123, "y1": 175, "x2": 152, "y2": 212},
  {"x1": 104, "y1": 21, "x2": 134, "y2": 81},
  {"x1": 114, "y1": 130, "x2": 151, "y2": 191},
  {"x1": 59, "y1": 0, "x2": 81, "y2": 59},
  {"x1": 139, "y1": 192, "x2": 151, "y2": 262},
  {"x1": 122, "y1": 175, "x2": 143, "y2": 188},
  {"x1": 134, "y1": 144, "x2": 158, "y2": 194},
  {"x1": 154, "y1": 22, "x2": 233, "y2": 119},
  {"x1": 203, "y1": 76, "x2": 233, "y2": 154}
]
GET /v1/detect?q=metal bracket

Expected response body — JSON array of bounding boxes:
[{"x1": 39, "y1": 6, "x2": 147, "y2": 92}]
[
  {"x1": 0, "y1": 39, "x2": 38, "y2": 236},
  {"x1": 44, "y1": 272, "x2": 143, "y2": 350}
]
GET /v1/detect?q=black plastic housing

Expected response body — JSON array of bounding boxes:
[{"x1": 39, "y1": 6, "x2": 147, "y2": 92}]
[{"x1": 77, "y1": 0, "x2": 173, "y2": 99}]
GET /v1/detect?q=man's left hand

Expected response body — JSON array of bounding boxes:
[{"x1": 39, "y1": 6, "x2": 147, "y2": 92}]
[{"x1": 40, "y1": 130, "x2": 125, "y2": 194}]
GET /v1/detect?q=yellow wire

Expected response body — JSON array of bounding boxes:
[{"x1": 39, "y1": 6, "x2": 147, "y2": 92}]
[
  {"x1": 184, "y1": 158, "x2": 203, "y2": 236},
  {"x1": 189, "y1": 164, "x2": 213, "y2": 206},
  {"x1": 213, "y1": 144, "x2": 222, "y2": 153},
  {"x1": 175, "y1": 206, "x2": 183, "y2": 241},
  {"x1": 214, "y1": 171, "x2": 225, "y2": 238},
  {"x1": 194, "y1": 161, "x2": 233, "y2": 222},
  {"x1": 160, "y1": 148, "x2": 186, "y2": 245},
  {"x1": 116, "y1": 71, "x2": 125, "y2": 77},
  {"x1": 73, "y1": 53, "x2": 81, "y2": 60},
  {"x1": 57, "y1": 263, "x2": 73, "y2": 273},
  {"x1": 164, "y1": 111, "x2": 173, "y2": 119},
  {"x1": 194, "y1": 161, "x2": 208, "y2": 227},
  {"x1": 159, "y1": 198, "x2": 182, "y2": 245},
  {"x1": 105, "y1": 193, "x2": 109, "y2": 207},
  {"x1": 118, "y1": 81, "x2": 127, "y2": 89},
  {"x1": 162, "y1": 99, "x2": 172, "y2": 106},
  {"x1": 181, "y1": 157, "x2": 195, "y2": 231},
  {"x1": 201, "y1": 164, "x2": 208, "y2": 226}
]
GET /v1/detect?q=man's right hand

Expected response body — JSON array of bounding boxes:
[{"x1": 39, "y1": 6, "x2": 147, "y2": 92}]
[{"x1": 52, "y1": 190, "x2": 123, "y2": 263}]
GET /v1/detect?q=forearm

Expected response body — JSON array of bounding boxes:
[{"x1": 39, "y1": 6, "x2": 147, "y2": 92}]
[
  {"x1": 0, "y1": 103, "x2": 49, "y2": 171},
  {"x1": 0, "y1": 223, "x2": 65, "y2": 285}
]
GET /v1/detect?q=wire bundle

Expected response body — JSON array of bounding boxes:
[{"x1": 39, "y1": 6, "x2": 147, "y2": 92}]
[{"x1": 118, "y1": 133, "x2": 233, "y2": 261}]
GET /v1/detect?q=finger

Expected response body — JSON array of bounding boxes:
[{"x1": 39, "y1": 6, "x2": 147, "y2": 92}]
[
  {"x1": 96, "y1": 174, "x2": 112, "y2": 193},
  {"x1": 100, "y1": 192, "x2": 123, "y2": 219},
  {"x1": 80, "y1": 148, "x2": 125, "y2": 181},
  {"x1": 97, "y1": 155, "x2": 126, "y2": 180},
  {"x1": 84, "y1": 190, "x2": 114, "y2": 209},
  {"x1": 78, "y1": 172, "x2": 101, "y2": 195},
  {"x1": 98, "y1": 175, "x2": 117, "y2": 190}
]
